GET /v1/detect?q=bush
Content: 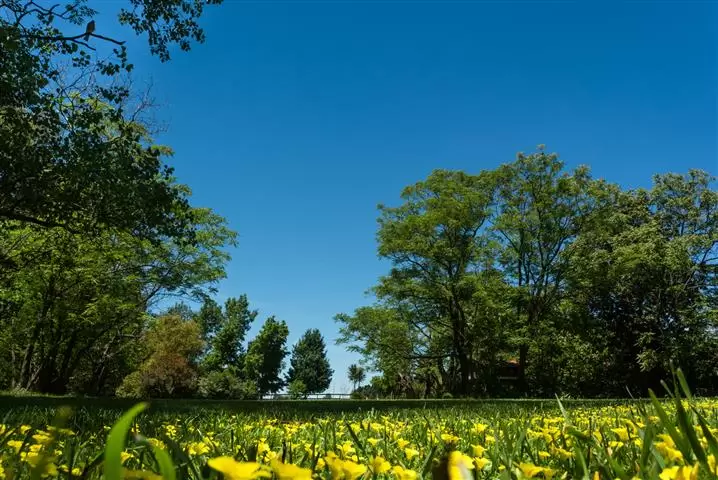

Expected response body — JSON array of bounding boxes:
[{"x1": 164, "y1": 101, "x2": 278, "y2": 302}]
[
  {"x1": 441, "y1": 392, "x2": 453, "y2": 399},
  {"x1": 197, "y1": 370, "x2": 258, "y2": 399},
  {"x1": 287, "y1": 379, "x2": 307, "y2": 400},
  {"x1": 116, "y1": 371, "x2": 143, "y2": 398}
]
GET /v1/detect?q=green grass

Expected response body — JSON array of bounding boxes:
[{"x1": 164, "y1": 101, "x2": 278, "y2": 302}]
[{"x1": 0, "y1": 370, "x2": 714, "y2": 479}]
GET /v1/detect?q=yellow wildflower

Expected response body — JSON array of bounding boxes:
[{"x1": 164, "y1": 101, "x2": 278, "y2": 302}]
[
  {"x1": 396, "y1": 438, "x2": 410, "y2": 449},
  {"x1": 447, "y1": 452, "x2": 474, "y2": 480},
  {"x1": 471, "y1": 444, "x2": 486, "y2": 457},
  {"x1": 405, "y1": 447, "x2": 420, "y2": 461},
  {"x1": 7, "y1": 440, "x2": 23, "y2": 453},
  {"x1": 208, "y1": 457, "x2": 271, "y2": 480},
  {"x1": 370, "y1": 456, "x2": 392, "y2": 474},
  {"x1": 518, "y1": 462, "x2": 543, "y2": 479},
  {"x1": 392, "y1": 465, "x2": 418, "y2": 480},
  {"x1": 270, "y1": 459, "x2": 313, "y2": 480},
  {"x1": 187, "y1": 441, "x2": 210, "y2": 456},
  {"x1": 659, "y1": 465, "x2": 699, "y2": 480}
]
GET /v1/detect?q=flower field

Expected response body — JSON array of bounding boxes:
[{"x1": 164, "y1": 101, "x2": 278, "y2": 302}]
[{"x1": 1, "y1": 377, "x2": 717, "y2": 480}]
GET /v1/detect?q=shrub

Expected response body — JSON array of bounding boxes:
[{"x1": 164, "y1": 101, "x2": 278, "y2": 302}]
[
  {"x1": 287, "y1": 379, "x2": 307, "y2": 400},
  {"x1": 197, "y1": 370, "x2": 258, "y2": 399}
]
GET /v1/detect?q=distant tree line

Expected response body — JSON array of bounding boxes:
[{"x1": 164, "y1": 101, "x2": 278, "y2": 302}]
[{"x1": 337, "y1": 148, "x2": 718, "y2": 398}]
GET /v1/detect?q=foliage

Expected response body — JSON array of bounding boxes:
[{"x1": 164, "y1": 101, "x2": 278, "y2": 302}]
[
  {"x1": 201, "y1": 295, "x2": 257, "y2": 373},
  {"x1": 286, "y1": 329, "x2": 333, "y2": 395},
  {"x1": 287, "y1": 379, "x2": 308, "y2": 400},
  {"x1": 1, "y1": 0, "x2": 221, "y2": 238},
  {"x1": 116, "y1": 314, "x2": 204, "y2": 398},
  {"x1": 347, "y1": 364, "x2": 366, "y2": 392},
  {"x1": 0, "y1": 207, "x2": 235, "y2": 395},
  {"x1": 197, "y1": 370, "x2": 258, "y2": 400},
  {"x1": 244, "y1": 317, "x2": 290, "y2": 397},
  {"x1": 337, "y1": 147, "x2": 718, "y2": 398}
]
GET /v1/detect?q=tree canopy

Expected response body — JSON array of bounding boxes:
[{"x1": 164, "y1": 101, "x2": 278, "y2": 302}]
[{"x1": 337, "y1": 149, "x2": 718, "y2": 398}]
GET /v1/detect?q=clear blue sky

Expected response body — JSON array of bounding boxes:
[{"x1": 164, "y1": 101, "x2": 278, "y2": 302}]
[{"x1": 107, "y1": 1, "x2": 716, "y2": 392}]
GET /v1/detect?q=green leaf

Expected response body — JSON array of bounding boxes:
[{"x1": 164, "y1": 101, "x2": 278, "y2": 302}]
[{"x1": 104, "y1": 402, "x2": 149, "y2": 480}]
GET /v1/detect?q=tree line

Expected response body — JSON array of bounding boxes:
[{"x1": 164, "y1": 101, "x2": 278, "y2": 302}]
[{"x1": 337, "y1": 149, "x2": 718, "y2": 398}]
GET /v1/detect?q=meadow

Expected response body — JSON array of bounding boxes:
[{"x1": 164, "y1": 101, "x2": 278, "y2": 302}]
[{"x1": 0, "y1": 372, "x2": 716, "y2": 480}]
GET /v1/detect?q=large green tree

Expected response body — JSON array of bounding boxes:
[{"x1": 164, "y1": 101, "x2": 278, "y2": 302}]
[
  {"x1": 244, "y1": 317, "x2": 289, "y2": 397},
  {"x1": 286, "y1": 329, "x2": 333, "y2": 396},
  {"x1": 371, "y1": 169, "x2": 498, "y2": 395},
  {"x1": 0, "y1": 207, "x2": 235, "y2": 394},
  {"x1": 493, "y1": 149, "x2": 609, "y2": 392},
  {"x1": 1, "y1": 0, "x2": 222, "y2": 239},
  {"x1": 202, "y1": 295, "x2": 257, "y2": 373}
]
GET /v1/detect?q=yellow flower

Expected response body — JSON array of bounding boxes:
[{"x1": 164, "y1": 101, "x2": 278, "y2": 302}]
[
  {"x1": 472, "y1": 423, "x2": 488, "y2": 434},
  {"x1": 656, "y1": 443, "x2": 684, "y2": 463},
  {"x1": 341, "y1": 459, "x2": 368, "y2": 479},
  {"x1": 338, "y1": 441, "x2": 355, "y2": 458},
  {"x1": 474, "y1": 457, "x2": 491, "y2": 470},
  {"x1": 392, "y1": 465, "x2": 418, "y2": 480},
  {"x1": 7, "y1": 440, "x2": 23, "y2": 453},
  {"x1": 405, "y1": 447, "x2": 420, "y2": 461},
  {"x1": 659, "y1": 465, "x2": 699, "y2": 480},
  {"x1": 208, "y1": 457, "x2": 271, "y2": 480},
  {"x1": 60, "y1": 464, "x2": 83, "y2": 476},
  {"x1": 543, "y1": 467, "x2": 557, "y2": 480},
  {"x1": 370, "y1": 456, "x2": 391, "y2": 474},
  {"x1": 471, "y1": 444, "x2": 486, "y2": 457},
  {"x1": 19, "y1": 425, "x2": 31, "y2": 434},
  {"x1": 257, "y1": 440, "x2": 271, "y2": 457},
  {"x1": 187, "y1": 441, "x2": 210, "y2": 456},
  {"x1": 441, "y1": 433, "x2": 460, "y2": 443},
  {"x1": 367, "y1": 438, "x2": 380, "y2": 447},
  {"x1": 146, "y1": 438, "x2": 165, "y2": 450},
  {"x1": 120, "y1": 451, "x2": 133, "y2": 464},
  {"x1": 32, "y1": 432, "x2": 52, "y2": 445},
  {"x1": 270, "y1": 459, "x2": 313, "y2": 480},
  {"x1": 447, "y1": 452, "x2": 474, "y2": 480},
  {"x1": 538, "y1": 451, "x2": 551, "y2": 460},
  {"x1": 396, "y1": 438, "x2": 410, "y2": 449},
  {"x1": 610, "y1": 428, "x2": 629, "y2": 442},
  {"x1": 518, "y1": 462, "x2": 543, "y2": 479}
]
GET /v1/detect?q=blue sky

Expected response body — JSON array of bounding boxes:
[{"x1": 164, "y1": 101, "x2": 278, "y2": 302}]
[{"x1": 102, "y1": 1, "x2": 716, "y2": 392}]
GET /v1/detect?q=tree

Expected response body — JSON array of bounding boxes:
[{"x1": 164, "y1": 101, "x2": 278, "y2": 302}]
[
  {"x1": 286, "y1": 329, "x2": 333, "y2": 395},
  {"x1": 341, "y1": 169, "x2": 499, "y2": 395},
  {"x1": 116, "y1": 314, "x2": 204, "y2": 398},
  {"x1": 202, "y1": 295, "x2": 257, "y2": 373},
  {"x1": 493, "y1": 149, "x2": 607, "y2": 393},
  {"x1": 0, "y1": 207, "x2": 235, "y2": 394},
  {"x1": 564, "y1": 170, "x2": 718, "y2": 395},
  {"x1": 244, "y1": 317, "x2": 289, "y2": 397},
  {"x1": 348, "y1": 364, "x2": 366, "y2": 392},
  {"x1": 1, "y1": 0, "x2": 222, "y2": 239}
]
